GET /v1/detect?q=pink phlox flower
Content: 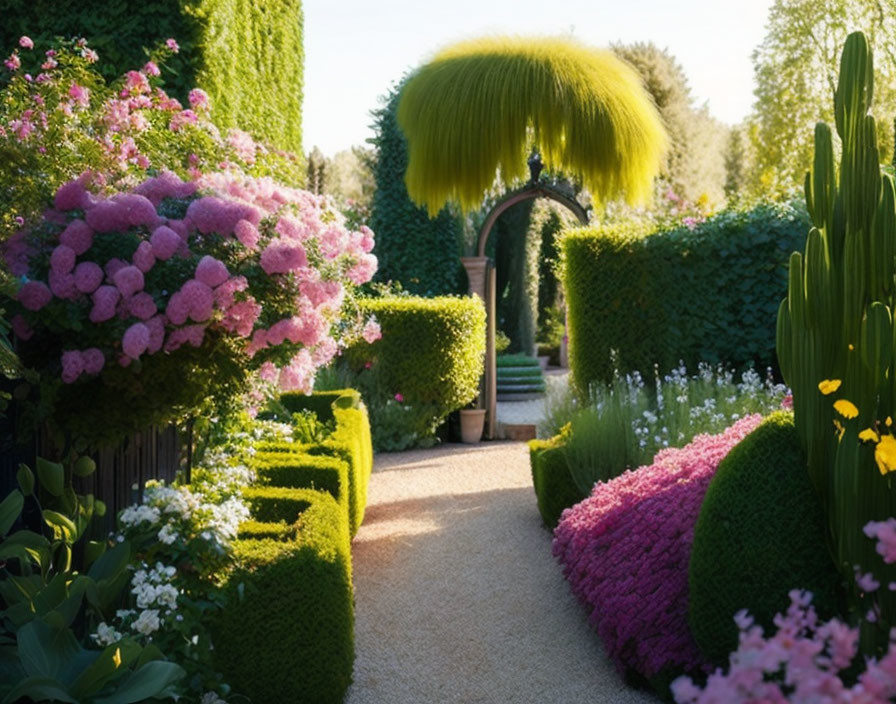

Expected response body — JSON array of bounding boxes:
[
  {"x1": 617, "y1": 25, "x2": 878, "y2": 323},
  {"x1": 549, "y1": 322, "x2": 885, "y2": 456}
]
[
  {"x1": 10, "y1": 314, "x2": 33, "y2": 341},
  {"x1": 168, "y1": 109, "x2": 198, "y2": 131},
  {"x1": 134, "y1": 171, "x2": 196, "y2": 206},
  {"x1": 149, "y1": 225, "x2": 182, "y2": 260},
  {"x1": 68, "y1": 83, "x2": 89, "y2": 107},
  {"x1": 275, "y1": 215, "x2": 309, "y2": 240},
  {"x1": 180, "y1": 279, "x2": 214, "y2": 322},
  {"x1": 113, "y1": 265, "x2": 144, "y2": 298},
  {"x1": 246, "y1": 328, "x2": 268, "y2": 358},
  {"x1": 18, "y1": 36, "x2": 33, "y2": 49},
  {"x1": 142, "y1": 61, "x2": 160, "y2": 77},
  {"x1": 103, "y1": 258, "x2": 128, "y2": 282},
  {"x1": 4, "y1": 53, "x2": 21, "y2": 72},
  {"x1": 89, "y1": 286, "x2": 120, "y2": 323},
  {"x1": 362, "y1": 318, "x2": 382, "y2": 344},
  {"x1": 81, "y1": 348, "x2": 104, "y2": 375},
  {"x1": 165, "y1": 38, "x2": 179, "y2": 53},
  {"x1": 258, "y1": 362, "x2": 278, "y2": 383},
  {"x1": 188, "y1": 88, "x2": 210, "y2": 111},
  {"x1": 195, "y1": 255, "x2": 229, "y2": 287},
  {"x1": 61, "y1": 350, "x2": 84, "y2": 383},
  {"x1": 394, "y1": 393, "x2": 404, "y2": 402},
  {"x1": 123, "y1": 70, "x2": 150, "y2": 95},
  {"x1": 132, "y1": 241, "x2": 156, "y2": 273},
  {"x1": 226, "y1": 128, "x2": 257, "y2": 164},
  {"x1": 18, "y1": 280, "x2": 52, "y2": 311},
  {"x1": 358, "y1": 225, "x2": 375, "y2": 253},
  {"x1": 122, "y1": 322, "x2": 150, "y2": 359},
  {"x1": 347, "y1": 253, "x2": 377, "y2": 285},
  {"x1": 185, "y1": 195, "x2": 261, "y2": 236},
  {"x1": 311, "y1": 338, "x2": 338, "y2": 367},
  {"x1": 49, "y1": 245, "x2": 76, "y2": 274},
  {"x1": 865, "y1": 519, "x2": 896, "y2": 565},
  {"x1": 102, "y1": 99, "x2": 130, "y2": 132},
  {"x1": 856, "y1": 569, "x2": 881, "y2": 594},
  {"x1": 278, "y1": 349, "x2": 314, "y2": 393},
  {"x1": 59, "y1": 219, "x2": 93, "y2": 255}
]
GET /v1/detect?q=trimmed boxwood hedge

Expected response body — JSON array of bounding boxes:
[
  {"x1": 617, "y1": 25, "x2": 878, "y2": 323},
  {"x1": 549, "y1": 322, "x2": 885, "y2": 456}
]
[
  {"x1": 529, "y1": 430, "x2": 586, "y2": 528},
  {"x1": 0, "y1": 0, "x2": 305, "y2": 158},
  {"x1": 562, "y1": 203, "x2": 808, "y2": 394},
  {"x1": 214, "y1": 489, "x2": 353, "y2": 703},
  {"x1": 688, "y1": 411, "x2": 842, "y2": 666},
  {"x1": 347, "y1": 295, "x2": 486, "y2": 415},
  {"x1": 280, "y1": 388, "x2": 362, "y2": 421},
  {"x1": 242, "y1": 485, "x2": 315, "y2": 524}
]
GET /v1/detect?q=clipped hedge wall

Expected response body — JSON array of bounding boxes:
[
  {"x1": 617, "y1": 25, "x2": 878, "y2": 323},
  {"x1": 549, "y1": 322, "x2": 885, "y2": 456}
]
[
  {"x1": 347, "y1": 296, "x2": 486, "y2": 414},
  {"x1": 368, "y1": 80, "x2": 464, "y2": 295},
  {"x1": 529, "y1": 431, "x2": 586, "y2": 529},
  {"x1": 214, "y1": 489, "x2": 353, "y2": 703},
  {"x1": 0, "y1": 0, "x2": 304, "y2": 157},
  {"x1": 280, "y1": 388, "x2": 362, "y2": 422},
  {"x1": 688, "y1": 411, "x2": 842, "y2": 666},
  {"x1": 242, "y1": 485, "x2": 315, "y2": 524},
  {"x1": 562, "y1": 203, "x2": 808, "y2": 394}
]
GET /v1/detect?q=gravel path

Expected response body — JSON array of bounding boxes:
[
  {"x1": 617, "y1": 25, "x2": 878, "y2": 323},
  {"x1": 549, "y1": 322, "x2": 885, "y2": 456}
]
[{"x1": 345, "y1": 441, "x2": 659, "y2": 704}]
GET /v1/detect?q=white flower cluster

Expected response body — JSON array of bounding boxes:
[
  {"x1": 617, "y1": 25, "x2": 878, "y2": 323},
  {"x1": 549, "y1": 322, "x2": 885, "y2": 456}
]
[
  {"x1": 119, "y1": 503, "x2": 161, "y2": 528},
  {"x1": 91, "y1": 621, "x2": 122, "y2": 647},
  {"x1": 132, "y1": 562, "x2": 179, "y2": 611}
]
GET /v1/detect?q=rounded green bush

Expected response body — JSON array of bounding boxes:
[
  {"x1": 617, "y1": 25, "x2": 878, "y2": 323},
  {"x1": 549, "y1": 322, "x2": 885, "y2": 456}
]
[{"x1": 688, "y1": 411, "x2": 842, "y2": 666}]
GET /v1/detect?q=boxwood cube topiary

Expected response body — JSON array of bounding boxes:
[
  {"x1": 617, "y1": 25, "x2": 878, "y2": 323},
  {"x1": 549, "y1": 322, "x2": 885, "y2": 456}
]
[{"x1": 688, "y1": 411, "x2": 843, "y2": 666}]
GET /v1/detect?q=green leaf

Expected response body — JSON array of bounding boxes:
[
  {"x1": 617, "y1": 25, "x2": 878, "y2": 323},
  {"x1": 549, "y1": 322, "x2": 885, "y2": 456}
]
[
  {"x1": 92, "y1": 661, "x2": 185, "y2": 704},
  {"x1": 16, "y1": 464, "x2": 34, "y2": 497},
  {"x1": 70, "y1": 641, "x2": 140, "y2": 700},
  {"x1": 87, "y1": 540, "x2": 130, "y2": 583},
  {"x1": 0, "y1": 490, "x2": 23, "y2": 537},
  {"x1": 0, "y1": 676, "x2": 77, "y2": 704},
  {"x1": 17, "y1": 619, "x2": 79, "y2": 680},
  {"x1": 35, "y1": 458, "x2": 64, "y2": 497},
  {"x1": 42, "y1": 510, "x2": 77, "y2": 543},
  {"x1": 85, "y1": 540, "x2": 106, "y2": 569}
]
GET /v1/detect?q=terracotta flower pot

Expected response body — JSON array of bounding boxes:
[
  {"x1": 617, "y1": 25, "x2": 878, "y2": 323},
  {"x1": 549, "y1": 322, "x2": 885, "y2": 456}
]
[{"x1": 459, "y1": 409, "x2": 486, "y2": 444}]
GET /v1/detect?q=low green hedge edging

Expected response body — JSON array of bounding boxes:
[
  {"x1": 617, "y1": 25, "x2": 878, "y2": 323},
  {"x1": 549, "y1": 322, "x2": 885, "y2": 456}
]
[{"x1": 529, "y1": 430, "x2": 586, "y2": 528}]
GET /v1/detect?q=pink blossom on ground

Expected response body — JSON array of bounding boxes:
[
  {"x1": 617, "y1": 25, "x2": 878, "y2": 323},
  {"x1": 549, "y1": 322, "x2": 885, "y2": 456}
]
[
  {"x1": 18, "y1": 281, "x2": 52, "y2": 311},
  {"x1": 74, "y1": 261, "x2": 104, "y2": 294},
  {"x1": 180, "y1": 279, "x2": 214, "y2": 322},
  {"x1": 113, "y1": 265, "x2": 144, "y2": 298},
  {"x1": 145, "y1": 315, "x2": 166, "y2": 354},
  {"x1": 128, "y1": 292, "x2": 157, "y2": 320},
  {"x1": 122, "y1": 322, "x2": 150, "y2": 359},
  {"x1": 48, "y1": 270, "x2": 77, "y2": 299},
  {"x1": 61, "y1": 350, "x2": 84, "y2": 383},
  {"x1": 54, "y1": 179, "x2": 92, "y2": 212},
  {"x1": 132, "y1": 241, "x2": 155, "y2": 273},
  {"x1": 11, "y1": 314, "x2": 33, "y2": 341},
  {"x1": 195, "y1": 255, "x2": 229, "y2": 287},
  {"x1": 49, "y1": 245, "x2": 76, "y2": 274},
  {"x1": 165, "y1": 291, "x2": 189, "y2": 326},
  {"x1": 552, "y1": 415, "x2": 763, "y2": 680},
  {"x1": 149, "y1": 226, "x2": 181, "y2": 260},
  {"x1": 260, "y1": 240, "x2": 307, "y2": 275},
  {"x1": 59, "y1": 219, "x2": 93, "y2": 255},
  {"x1": 81, "y1": 348, "x2": 105, "y2": 375},
  {"x1": 233, "y1": 219, "x2": 259, "y2": 250},
  {"x1": 362, "y1": 318, "x2": 382, "y2": 343},
  {"x1": 89, "y1": 286, "x2": 120, "y2": 323}
]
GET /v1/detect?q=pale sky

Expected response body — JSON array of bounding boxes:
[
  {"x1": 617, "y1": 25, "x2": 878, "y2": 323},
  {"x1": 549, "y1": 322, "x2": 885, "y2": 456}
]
[{"x1": 302, "y1": 0, "x2": 775, "y2": 156}]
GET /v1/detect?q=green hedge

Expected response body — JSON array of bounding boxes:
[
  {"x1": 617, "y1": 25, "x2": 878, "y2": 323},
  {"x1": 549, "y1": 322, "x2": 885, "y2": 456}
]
[
  {"x1": 237, "y1": 519, "x2": 297, "y2": 541},
  {"x1": 242, "y1": 485, "x2": 314, "y2": 524},
  {"x1": 280, "y1": 388, "x2": 362, "y2": 421},
  {"x1": 0, "y1": 0, "x2": 304, "y2": 158},
  {"x1": 214, "y1": 489, "x2": 353, "y2": 703},
  {"x1": 688, "y1": 412, "x2": 841, "y2": 666},
  {"x1": 368, "y1": 80, "x2": 464, "y2": 295},
  {"x1": 562, "y1": 203, "x2": 808, "y2": 394},
  {"x1": 347, "y1": 295, "x2": 486, "y2": 411},
  {"x1": 251, "y1": 451, "x2": 351, "y2": 531},
  {"x1": 529, "y1": 432, "x2": 586, "y2": 529}
]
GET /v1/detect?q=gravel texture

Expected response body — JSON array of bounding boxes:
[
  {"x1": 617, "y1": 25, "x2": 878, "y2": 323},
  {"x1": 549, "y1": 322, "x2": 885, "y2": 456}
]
[{"x1": 345, "y1": 441, "x2": 660, "y2": 704}]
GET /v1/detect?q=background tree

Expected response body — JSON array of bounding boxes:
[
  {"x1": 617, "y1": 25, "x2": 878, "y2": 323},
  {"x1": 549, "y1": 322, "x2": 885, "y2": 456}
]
[
  {"x1": 306, "y1": 146, "x2": 329, "y2": 195},
  {"x1": 612, "y1": 42, "x2": 728, "y2": 207},
  {"x1": 748, "y1": 0, "x2": 896, "y2": 198}
]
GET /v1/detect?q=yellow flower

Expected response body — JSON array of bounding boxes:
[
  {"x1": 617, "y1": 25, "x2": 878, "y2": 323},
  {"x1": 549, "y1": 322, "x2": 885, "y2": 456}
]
[
  {"x1": 834, "y1": 399, "x2": 859, "y2": 419},
  {"x1": 834, "y1": 419, "x2": 845, "y2": 441},
  {"x1": 859, "y1": 428, "x2": 880, "y2": 443},
  {"x1": 888, "y1": 416, "x2": 893, "y2": 428},
  {"x1": 849, "y1": 344, "x2": 855, "y2": 351},
  {"x1": 819, "y1": 379, "x2": 842, "y2": 395},
  {"x1": 875, "y1": 434, "x2": 896, "y2": 475},
  {"x1": 112, "y1": 647, "x2": 121, "y2": 668}
]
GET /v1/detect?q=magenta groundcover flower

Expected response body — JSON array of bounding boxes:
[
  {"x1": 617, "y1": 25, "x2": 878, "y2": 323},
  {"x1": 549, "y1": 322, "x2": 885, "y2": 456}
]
[{"x1": 553, "y1": 414, "x2": 763, "y2": 680}]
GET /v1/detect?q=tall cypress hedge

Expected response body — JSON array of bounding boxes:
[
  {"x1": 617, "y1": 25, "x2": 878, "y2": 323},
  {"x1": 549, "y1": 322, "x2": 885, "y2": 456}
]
[
  {"x1": 368, "y1": 81, "x2": 464, "y2": 296},
  {"x1": 562, "y1": 202, "x2": 808, "y2": 394},
  {"x1": 0, "y1": 0, "x2": 304, "y2": 158}
]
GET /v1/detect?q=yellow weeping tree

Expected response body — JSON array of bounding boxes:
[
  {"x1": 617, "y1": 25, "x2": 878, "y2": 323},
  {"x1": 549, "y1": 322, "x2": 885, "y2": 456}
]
[{"x1": 397, "y1": 36, "x2": 668, "y2": 215}]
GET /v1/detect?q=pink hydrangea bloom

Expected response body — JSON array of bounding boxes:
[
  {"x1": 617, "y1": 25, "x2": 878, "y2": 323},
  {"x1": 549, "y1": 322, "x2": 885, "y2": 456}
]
[
  {"x1": 122, "y1": 322, "x2": 150, "y2": 359},
  {"x1": 362, "y1": 318, "x2": 382, "y2": 343},
  {"x1": 299, "y1": 278, "x2": 344, "y2": 310},
  {"x1": 278, "y1": 349, "x2": 314, "y2": 393},
  {"x1": 188, "y1": 88, "x2": 210, "y2": 111},
  {"x1": 81, "y1": 348, "x2": 105, "y2": 375},
  {"x1": 132, "y1": 241, "x2": 155, "y2": 273},
  {"x1": 311, "y1": 338, "x2": 338, "y2": 366},
  {"x1": 195, "y1": 255, "x2": 229, "y2": 287},
  {"x1": 128, "y1": 292, "x2": 157, "y2": 320},
  {"x1": 164, "y1": 324, "x2": 205, "y2": 352},
  {"x1": 48, "y1": 270, "x2": 77, "y2": 299},
  {"x1": 11, "y1": 314, "x2": 33, "y2": 341},
  {"x1": 54, "y1": 179, "x2": 92, "y2": 212},
  {"x1": 185, "y1": 196, "x2": 261, "y2": 236},
  {"x1": 61, "y1": 350, "x2": 84, "y2": 383},
  {"x1": 233, "y1": 219, "x2": 259, "y2": 250},
  {"x1": 358, "y1": 225, "x2": 375, "y2": 253},
  {"x1": 213, "y1": 275, "x2": 248, "y2": 309},
  {"x1": 113, "y1": 265, "x2": 144, "y2": 297},
  {"x1": 258, "y1": 361, "x2": 278, "y2": 383},
  {"x1": 260, "y1": 240, "x2": 307, "y2": 275},
  {"x1": 74, "y1": 261, "x2": 104, "y2": 294},
  {"x1": 145, "y1": 315, "x2": 166, "y2": 354},
  {"x1": 553, "y1": 415, "x2": 763, "y2": 680},
  {"x1": 180, "y1": 279, "x2": 213, "y2": 322},
  {"x1": 220, "y1": 299, "x2": 260, "y2": 338},
  {"x1": 149, "y1": 225, "x2": 182, "y2": 260},
  {"x1": 18, "y1": 280, "x2": 52, "y2": 311},
  {"x1": 246, "y1": 328, "x2": 268, "y2": 357},
  {"x1": 89, "y1": 285, "x2": 120, "y2": 323},
  {"x1": 85, "y1": 200, "x2": 128, "y2": 233},
  {"x1": 104, "y1": 258, "x2": 128, "y2": 281},
  {"x1": 49, "y1": 245, "x2": 76, "y2": 274},
  {"x1": 19, "y1": 36, "x2": 33, "y2": 49},
  {"x1": 134, "y1": 171, "x2": 196, "y2": 206},
  {"x1": 165, "y1": 291, "x2": 190, "y2": 326},
  {"x1": 59, "y1": 219, "x2": 93, "y2": 255},
  {"x1": 347, "y1": 253, "x2": 377, "y2": 285},
  {"x1": 226, "y1": 128, "x2": 257, "y2": 164},
  {"x1": 68, "y1": 83, "x2": 89, "y2": 108}
]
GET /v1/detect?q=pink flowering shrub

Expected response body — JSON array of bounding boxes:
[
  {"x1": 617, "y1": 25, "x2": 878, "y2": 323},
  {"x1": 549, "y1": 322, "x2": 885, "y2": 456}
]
[
  {"x1": 7, "y1": 170, "x2": 377, "y2": 446},
  {"x1": 552, "y1": 414, "x2": 763, "y2": 680},
  {"x1": 0, "y1": 37, "x2": 302, "y2": 242},
  {"x1": 672, "y1": 521, "x2": 896, "y2": 703}
]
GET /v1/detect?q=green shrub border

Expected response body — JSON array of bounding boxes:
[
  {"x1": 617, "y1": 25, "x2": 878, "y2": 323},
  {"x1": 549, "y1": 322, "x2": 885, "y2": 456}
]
[{"x1": 528, "y1": 432, "x2": 586, "y2": 529}]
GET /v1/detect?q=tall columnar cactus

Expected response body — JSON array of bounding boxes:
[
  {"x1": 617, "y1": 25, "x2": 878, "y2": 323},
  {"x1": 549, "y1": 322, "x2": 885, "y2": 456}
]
[{"x1": 777, "y1": 31, "x2": 896, "y2": 648}]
